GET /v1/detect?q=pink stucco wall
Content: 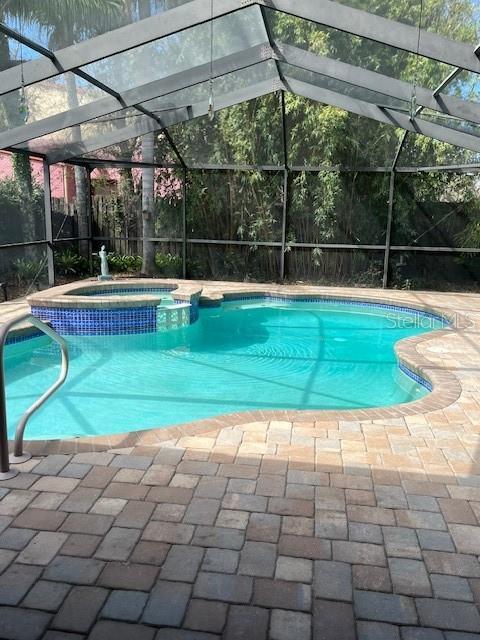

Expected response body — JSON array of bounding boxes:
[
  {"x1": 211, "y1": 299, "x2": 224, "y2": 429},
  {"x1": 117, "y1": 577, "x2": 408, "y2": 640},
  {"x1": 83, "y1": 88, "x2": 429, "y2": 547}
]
[
  {"x1": 0, "y1": 151, "x2": 182, "y2": 202},
  {"x1": 0, "y1": 150, "x2": 74, "y2": 200}
]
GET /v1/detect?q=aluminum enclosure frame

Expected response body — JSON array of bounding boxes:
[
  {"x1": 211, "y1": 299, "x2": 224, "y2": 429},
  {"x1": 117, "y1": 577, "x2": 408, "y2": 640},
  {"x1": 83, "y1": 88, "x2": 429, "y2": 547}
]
[{"x1": 0, "y1": 0, "x2": 479, "y2": 290}]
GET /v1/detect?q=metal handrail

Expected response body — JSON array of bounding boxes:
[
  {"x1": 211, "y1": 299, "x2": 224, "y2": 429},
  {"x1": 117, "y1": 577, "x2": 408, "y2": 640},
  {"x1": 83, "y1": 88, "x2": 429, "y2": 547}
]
[{"x1": 0, "y1": 313, "x2": 69, "y2": 479}]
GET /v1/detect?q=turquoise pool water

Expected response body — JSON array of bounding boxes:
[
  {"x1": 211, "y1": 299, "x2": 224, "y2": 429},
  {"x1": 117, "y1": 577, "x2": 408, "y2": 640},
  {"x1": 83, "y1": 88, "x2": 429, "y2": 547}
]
[
  {"x1": 76, "y1": 287, "x2": 174, "y2": 303},
  {"x1": 4, "y1": 300, "x2": 445, "y2": 440}
]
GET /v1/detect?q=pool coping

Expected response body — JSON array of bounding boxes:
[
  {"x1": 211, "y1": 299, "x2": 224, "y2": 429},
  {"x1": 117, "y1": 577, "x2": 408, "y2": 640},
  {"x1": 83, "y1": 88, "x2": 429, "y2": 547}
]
[
  {"x1": 9, "y1": 278, "x2": 470, "y2": 455},
  {"x1": 26, "y1": 279, "x2": 202, "y2": 309}
]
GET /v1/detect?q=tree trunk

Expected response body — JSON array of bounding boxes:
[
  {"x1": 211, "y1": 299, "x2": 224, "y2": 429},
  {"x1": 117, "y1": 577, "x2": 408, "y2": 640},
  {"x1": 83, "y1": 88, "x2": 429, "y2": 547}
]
[
  {"x1": 138, "y1": 0, "x2": 156, "y2": 276},
  {"x1": 141, "y1": 132, "x2": 156, "y2": 275},
  {"x1": 118, "y1": 168, "x2": 134, "y2": 255},
  {"x1": 65, "y1": 67, "x2": 90, "y2": 256},
  {"x1": 74, "y1": 166, "x2": 89, "y2": 243}
]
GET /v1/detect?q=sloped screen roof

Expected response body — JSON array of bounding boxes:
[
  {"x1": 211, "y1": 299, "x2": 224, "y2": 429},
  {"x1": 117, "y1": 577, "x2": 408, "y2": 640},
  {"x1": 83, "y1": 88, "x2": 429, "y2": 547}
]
[{"x1": 0, "y1": 0, "x2": 478, "y2": 170}]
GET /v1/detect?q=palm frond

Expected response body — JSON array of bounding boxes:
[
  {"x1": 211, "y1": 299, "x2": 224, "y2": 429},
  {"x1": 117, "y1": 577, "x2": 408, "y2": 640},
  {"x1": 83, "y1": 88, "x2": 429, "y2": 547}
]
[{"x1": 1, "y1": 0, "x2": 127, "y2": 47}]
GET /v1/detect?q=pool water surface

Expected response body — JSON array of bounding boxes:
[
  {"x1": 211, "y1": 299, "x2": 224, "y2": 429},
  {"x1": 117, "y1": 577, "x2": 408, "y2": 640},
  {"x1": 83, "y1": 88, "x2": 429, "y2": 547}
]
[
  {"x1": 5, "y1": 300, "x2": 445, "y2": 440},
  {"x1": 75, "y1": 287, "x2": 174, "y2": 304}
]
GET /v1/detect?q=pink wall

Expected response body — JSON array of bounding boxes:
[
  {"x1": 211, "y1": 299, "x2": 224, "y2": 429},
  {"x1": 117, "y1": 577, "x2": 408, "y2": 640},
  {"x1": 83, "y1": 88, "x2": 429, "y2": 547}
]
[
  {"x1": 0, "y1": 150, "x2": 75, "y2": 201},
  {"x1": 0, "y1": 151, "x2": 182, "y2": 202},
  {"x1": 90, "y1": 166, "x2": 182, "y2": 200}
]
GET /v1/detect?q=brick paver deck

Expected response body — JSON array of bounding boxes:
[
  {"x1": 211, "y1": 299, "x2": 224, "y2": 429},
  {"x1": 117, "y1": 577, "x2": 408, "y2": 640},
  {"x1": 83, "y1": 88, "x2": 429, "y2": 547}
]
[{"x1": 1, "y1": 281, "x2": 480, "y2": 639}]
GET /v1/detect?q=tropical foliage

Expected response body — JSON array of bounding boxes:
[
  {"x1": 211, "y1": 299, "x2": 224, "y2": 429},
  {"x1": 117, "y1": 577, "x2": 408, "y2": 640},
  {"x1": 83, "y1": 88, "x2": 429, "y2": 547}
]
[
  {"x1": 12, "y1": 257, "x2": 46, "y2": 286},
  {"x1": 54, "y1": 249, "x2": 89, "y2": 277}
]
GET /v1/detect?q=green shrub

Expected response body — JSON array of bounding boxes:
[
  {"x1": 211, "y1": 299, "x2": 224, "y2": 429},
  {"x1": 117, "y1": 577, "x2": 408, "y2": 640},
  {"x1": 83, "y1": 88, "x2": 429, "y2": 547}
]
[
  {"x1": 106, "y1": 253, "x2": 142, "y2": 273},
  {"x1": 155, "y1": 252, "x2": 182, "y2": 277},
  {"x1": 12, "y1": 257, "x2": 46, "y2": 285},
  {"x1": 54, "y1": 249, "x2": 89, "y2": 277}
]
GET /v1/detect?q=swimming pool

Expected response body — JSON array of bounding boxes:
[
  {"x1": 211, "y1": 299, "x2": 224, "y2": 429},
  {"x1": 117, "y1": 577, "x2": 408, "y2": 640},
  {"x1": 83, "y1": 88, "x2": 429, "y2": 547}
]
[{"x1": 5, "y1": 299, "x2": 445, "y2": 440}]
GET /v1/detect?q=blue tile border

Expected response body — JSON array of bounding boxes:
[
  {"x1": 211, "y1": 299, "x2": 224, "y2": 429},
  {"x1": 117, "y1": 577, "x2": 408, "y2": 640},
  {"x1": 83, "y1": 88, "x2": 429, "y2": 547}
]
[
  {"x1": 5, "y1": 330, "x2": 44, "y2": 345},
  {"x1": 31, "y1": 305, "x2": 157, "y2": 336},
  {"x1": 30, "y1": 302, "x2": 192, "y2": 336},
  {"x1": 399, "y1": 362, "x2": 432, "y2": 391}
]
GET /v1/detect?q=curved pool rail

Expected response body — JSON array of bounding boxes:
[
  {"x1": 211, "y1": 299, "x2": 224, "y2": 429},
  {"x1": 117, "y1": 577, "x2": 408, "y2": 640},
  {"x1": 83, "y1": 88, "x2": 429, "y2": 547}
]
[{"x1": 0, "y1": 313, "x2": 69, "y2": 479}]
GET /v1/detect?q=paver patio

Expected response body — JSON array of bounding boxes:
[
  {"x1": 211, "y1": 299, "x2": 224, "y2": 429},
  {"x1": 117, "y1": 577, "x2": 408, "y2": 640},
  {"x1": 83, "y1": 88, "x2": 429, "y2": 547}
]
[{"x1": 1, "y1": 281, "x2": 480, "y2": 639}]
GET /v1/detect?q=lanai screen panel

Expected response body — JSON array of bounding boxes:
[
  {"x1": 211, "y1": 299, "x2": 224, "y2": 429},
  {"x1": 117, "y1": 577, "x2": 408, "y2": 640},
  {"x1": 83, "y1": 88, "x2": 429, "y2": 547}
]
[
  {"x1": 14, "y1": 60, "x2": 280, "y2": 164},
  {"x1": 0, "y1": 74, "x2": 111, "y2": 134},
  {"x1": 80, "y1": 6, "x2": 269, "y2": 94},
  {"x1": 0, "y1": 0, "x2": 479, "y2": 294},
  {"x1": 262, "y1": 5, "x2": 456, "y2": 90},
  {"x1": 331, "y1": 0, "x2": 479, "y2": 43},
  {"x1": 285, "y1": 96, "x2": 404, "y2": 168},
  {"x1": 166, "y1": 94, "x2": 284, "y2": 166},
  {"x1": 139, "y1": 60, "x2": 280, "y2": 119},
  {"x1": 0, "y1": 33, "x2": 46, "y2": 71},
  {"x1": 447, "y1": 71, "x2": 480, "y2": 102},
  {"x1": 0, "y1": 1, "x2": 478, "y2": 166},
  {"x1": 12, "y1": 108, "x2": 143, "y2": 157},
  {"x1": 3, "y1": 0, "x2": 197, "y2": 51},
  {"x1": 79, "y1": 132, "x2": 178, "y2": 166},
  {"x1": 397, "y1": 131, "x2": 480, "y2": 168}
]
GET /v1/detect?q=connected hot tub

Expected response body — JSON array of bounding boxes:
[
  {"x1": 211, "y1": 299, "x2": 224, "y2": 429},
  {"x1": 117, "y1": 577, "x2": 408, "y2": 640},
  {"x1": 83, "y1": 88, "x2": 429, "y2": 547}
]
[{"x1": 27, "y1": 280, "x2": 202, "y2": 335}]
